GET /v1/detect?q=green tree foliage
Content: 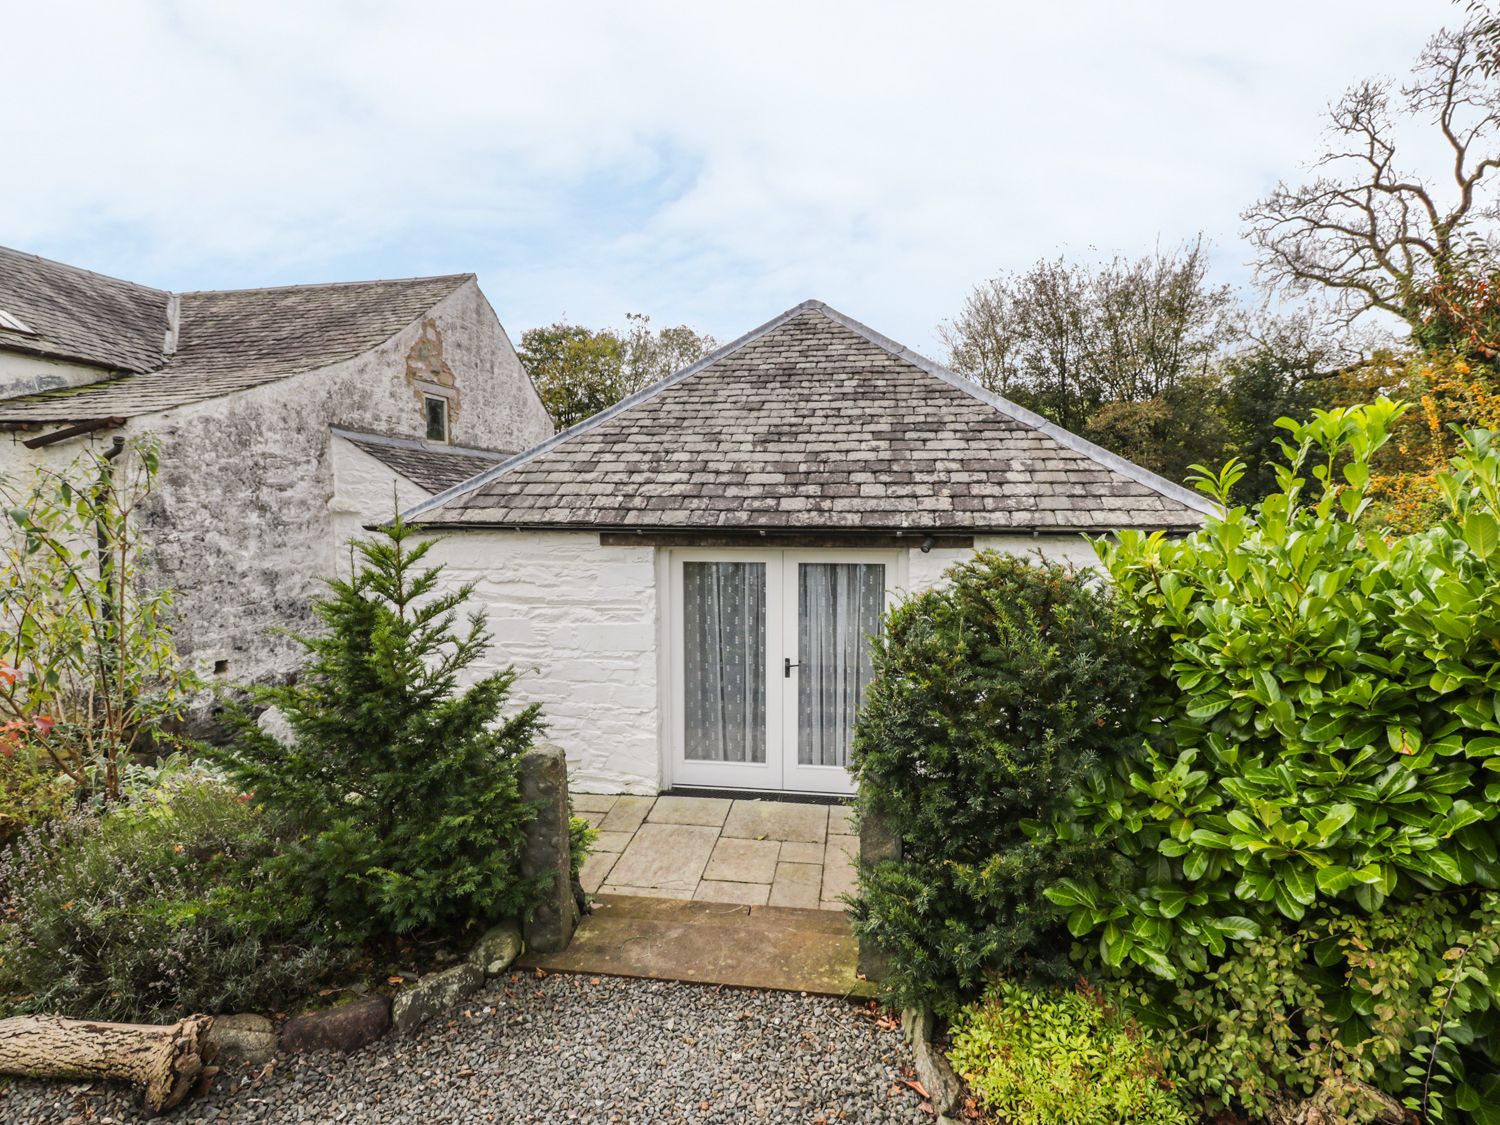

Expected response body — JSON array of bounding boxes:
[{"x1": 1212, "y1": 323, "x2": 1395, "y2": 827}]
[
  {"x1": 847, "y1": 553, "x2": 1145, "y2": 1007},
  {"x1": 1041, "y1": 402, "x2": 1500, "y2": 1118},
  {"x1": 1218, "y1": 335, "x2": 1329, "y2": 504},
  {"x1": 0, "y1": 773, "x2": 338, "y2": 1022},
  {"x1": 519, "y1": 313, "x2": 716, "y2": 430},
  {"x1": 947, "y1": 979, "x2": 1193, "y2": 1125},
  {"x1": 938, "y1": 239, "x2": 1242, "y2": 481},
  {"x1": 213, "y1": 516, "x2": 544, "y2": 941},
  {"x1": 0, "y1": 438, "x2": 197, "y2": 802}
]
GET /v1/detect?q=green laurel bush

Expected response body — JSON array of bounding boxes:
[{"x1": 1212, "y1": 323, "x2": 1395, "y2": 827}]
[{"x1": 1041, "y1": 401, "x2": 1500, "y2": 1118}]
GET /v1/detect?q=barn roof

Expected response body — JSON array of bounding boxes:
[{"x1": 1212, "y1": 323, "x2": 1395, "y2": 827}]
[
  {"x1": 335, "y1": 428, "x2": 511, "y2": 494},
  {"x1": 0, "y1": 247, "x2": 471, "y2": 423},
  {"x1": 405, "y1": 300, "x2": 1214, "y2": 534}
]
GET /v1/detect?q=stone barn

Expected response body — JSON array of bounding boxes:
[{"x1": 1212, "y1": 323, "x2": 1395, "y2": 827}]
[{"x1": 0, "y1": 246, "x2": 553, "y2": 691}]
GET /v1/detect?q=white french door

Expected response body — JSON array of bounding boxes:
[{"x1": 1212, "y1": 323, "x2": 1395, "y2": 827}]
[{"x1": 668, "y1": 549, "x2": 899, "y2": 795}]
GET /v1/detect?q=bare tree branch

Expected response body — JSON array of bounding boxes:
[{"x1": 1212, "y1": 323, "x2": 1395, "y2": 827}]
[{"x1": 1244, "y1": 22, "x2": 1500, "y2": 331}]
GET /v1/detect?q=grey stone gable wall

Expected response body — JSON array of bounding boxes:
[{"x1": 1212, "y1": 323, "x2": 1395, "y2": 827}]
[
  {"x1": 0, "y1": 265, "x2": 471, "y2": 423},
  {"x1": 412, "y1": 304, "x2": 1210, "y2": 533}
]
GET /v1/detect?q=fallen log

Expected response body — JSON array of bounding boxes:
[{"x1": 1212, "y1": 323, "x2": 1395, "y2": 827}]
[{"x1": 0, "y1": 1013, "x2": 214, "y2": 1114}]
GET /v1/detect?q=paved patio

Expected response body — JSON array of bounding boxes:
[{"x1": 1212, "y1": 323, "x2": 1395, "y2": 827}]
[{"x1": 573, "y1": 794, "x2": 858, "y2": 911}]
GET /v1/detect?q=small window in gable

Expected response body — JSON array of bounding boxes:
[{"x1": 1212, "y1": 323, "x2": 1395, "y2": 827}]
[{"x1": 424, "y1": 395, "x2": 449, "y2": 443}]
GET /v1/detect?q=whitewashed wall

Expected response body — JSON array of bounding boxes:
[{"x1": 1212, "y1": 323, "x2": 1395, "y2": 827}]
[
  {"x1": 903, "y1": 533, "x2": 1103, "y2": 591},
  {"x1": 430, "y1": 530, "x2": 660, "y2": 794},
  {"x1": 328, "y1": 438, "x2": 432, "y2": 575},
  {"x1": 430, "y1": 530, "x2": 1104, "y2": 794}
]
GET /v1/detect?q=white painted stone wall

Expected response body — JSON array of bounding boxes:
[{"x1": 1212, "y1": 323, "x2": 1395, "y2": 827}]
[
  {"x1": 903, "y1": 533, "x2": 1103, "y2": 592},
  {"x1": 0, "y1": 279, "x2": 552, "y2": 692},
  {"x1": 429, "y1": 530, "x2": 660, "y2": 794},
  {"x1": 428, "y1": 530, "x2": 1105, "y2": 795},
  {"x1": 328, "y1": 437, "x2": 432, "y2": 576}
]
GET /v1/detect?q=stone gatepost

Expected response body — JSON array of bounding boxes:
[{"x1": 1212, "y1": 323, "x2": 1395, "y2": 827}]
[
  {"x1": 519, "y1": 744, "x2": 580, "y2": 953},
  {"x1": 856, "y1": 804, "x2": 901, "y2": 981}
]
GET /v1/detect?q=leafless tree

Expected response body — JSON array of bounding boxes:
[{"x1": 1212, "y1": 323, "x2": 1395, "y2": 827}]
[{"x1": 1245, "y1": 22, "x2": 1500, "y2": 331}]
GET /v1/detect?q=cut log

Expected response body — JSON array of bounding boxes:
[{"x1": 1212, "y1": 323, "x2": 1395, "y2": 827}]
[{"x1": 0, "y1": 1013, "x2": 214, "y2": 1114}]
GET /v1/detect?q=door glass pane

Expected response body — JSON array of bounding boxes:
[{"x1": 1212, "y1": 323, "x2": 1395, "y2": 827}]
[
  {"x1": 798, "y1": 563, "x2": 884, "y2": 767},
  {"x1": 683, "y1": 562, "x2": 766, "y2": 763}
]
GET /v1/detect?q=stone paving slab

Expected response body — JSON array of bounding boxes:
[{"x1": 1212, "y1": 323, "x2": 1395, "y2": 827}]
[
  {"x1": 600, "y1": 794, "x2": 655, "y2": 833},
  {"x1": 603, "y1": 822, "x2": 718, "y2": 894},
  {"x1": 769, "y1": 860, "x2": 822, "y2": 909},
  {"x1": 519, "y1": 894, "x2": 877, "y2": 998},
  {"x1": 703, "y1": 836, "x2": 780, "y2": 884},
  {"x1": 722, "y1": 799, "x2": 830, "y2": 844},
  {"x1": 572, "y1": 793, "x2": 618, "y2": 813},
  {"x1": 648, "y1": 795, "x2": 733, "y2": 826},
  {"x1": 695, "y1": 879, "x2": 771, "y2": 905}
]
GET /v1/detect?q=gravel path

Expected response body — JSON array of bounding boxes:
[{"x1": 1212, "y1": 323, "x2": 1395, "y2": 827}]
[{"x1": 0, "y1": 974, "x2": 931, "y2": 1124}]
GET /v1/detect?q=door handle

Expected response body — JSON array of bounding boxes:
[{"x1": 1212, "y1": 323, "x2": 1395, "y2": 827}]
[{"x1": 784, "y1": 658, "x2": 798, "y2": 678}]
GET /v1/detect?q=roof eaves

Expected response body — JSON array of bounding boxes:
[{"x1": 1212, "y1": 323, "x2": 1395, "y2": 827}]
[
  {"x1": 401, "y1": 299, "x2": 827, "y2": 522},
  {"x1": 331, "y1": 426, "x2": 512, "y2": 460},
  {"x1": 810, "y1": 303, "x2": 1218, "y2": 519}
]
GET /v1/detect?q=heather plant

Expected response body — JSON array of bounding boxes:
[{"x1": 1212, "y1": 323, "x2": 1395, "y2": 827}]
[
  {"x1": 847, "y1": 553, "x2": 1144, "y2": 1008},
  {"x1": 213, "y1": 515, "x2": 545, "y2": 942},
  {"x1": 0, "y1": 773, "x2": 337, "y2": 1022},
  {"x1": 947, "y1": 979, "x2": 1193, "y2": 1125}
]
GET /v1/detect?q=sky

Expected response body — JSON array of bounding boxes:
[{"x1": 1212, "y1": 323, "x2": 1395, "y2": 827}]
[{"x1": 0, "y1": 1, "x2": 1455, "y2": 356}]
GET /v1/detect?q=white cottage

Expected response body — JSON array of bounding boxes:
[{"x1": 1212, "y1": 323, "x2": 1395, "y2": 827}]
[
  {"x1": 406, "y1": 300, "x2": 1213, "y2": 796},
  {"x1": 0, "y1": 247, "x2": 553, "y2": 692}
]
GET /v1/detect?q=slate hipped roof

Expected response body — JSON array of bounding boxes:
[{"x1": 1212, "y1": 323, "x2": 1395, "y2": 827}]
[
  {"x1": 407, "y1": 301, "x2": 1214, "y2": 534},
  {"x1": 335, "y1": 428, "x2": 510, "y2": 494},
  {"x1": 0, "y1": 247, "x2": 471, "y2": 423}
]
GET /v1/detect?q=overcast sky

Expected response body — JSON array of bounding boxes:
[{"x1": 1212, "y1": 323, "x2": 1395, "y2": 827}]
[{"x1": 1, "y1": 1, "x2": 1453, "y2": 355}]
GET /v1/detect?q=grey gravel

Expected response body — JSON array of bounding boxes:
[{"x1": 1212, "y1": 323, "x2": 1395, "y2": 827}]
[{"x1": 0, "y1": 974, "x2": 929, "y2": 1124}]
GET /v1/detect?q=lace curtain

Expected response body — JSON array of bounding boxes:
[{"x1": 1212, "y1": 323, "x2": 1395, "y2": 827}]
[
  {"x1": 682, "y1": 561, "x2": 767, "y2": 763},
  {"x1": 797, "y1": 563, "x2": 884, "y2": 767}
]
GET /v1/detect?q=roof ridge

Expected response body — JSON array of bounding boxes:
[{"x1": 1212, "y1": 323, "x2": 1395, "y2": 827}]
[
  {"x1": 0, "y1": 245, "x2": 169, "y2": 298},
  {"x1": 176, "y1": 273, "x2": 474, "y2": 298},
  {"x1": 402, "y1": 298, "x2": 825, "y2": 520}
]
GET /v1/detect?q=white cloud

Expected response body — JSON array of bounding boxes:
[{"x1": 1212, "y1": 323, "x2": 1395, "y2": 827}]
[{"x1": 0, "y1": 0, "x2": 1453, "y2": 352}]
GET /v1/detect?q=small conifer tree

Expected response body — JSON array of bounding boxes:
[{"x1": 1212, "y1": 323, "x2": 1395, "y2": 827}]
[{"x1": 215, "y1": 516, "x2": 543, "y2": 941}]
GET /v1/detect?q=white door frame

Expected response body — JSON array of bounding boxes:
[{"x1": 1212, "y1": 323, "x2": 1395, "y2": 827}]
[
  {"x1": 667, "y1": 549, "x2": 786, "y2": 791},
  {"x1": 664, "y1": 546, "x2": 905, "y2": 795}
]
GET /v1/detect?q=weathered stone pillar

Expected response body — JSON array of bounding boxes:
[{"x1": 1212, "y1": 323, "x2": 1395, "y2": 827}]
[
  {"x1": 856, "y1": 803, "x2": 901, "y2": 981},
  {"x1": 519, "y1": 744, "x2": 580, "y2": 954}
]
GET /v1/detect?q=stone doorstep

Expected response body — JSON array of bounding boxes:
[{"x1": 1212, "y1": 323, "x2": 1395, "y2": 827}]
[{"x1": 517, "y1": 894, "x2": 875, "y2": 998}]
